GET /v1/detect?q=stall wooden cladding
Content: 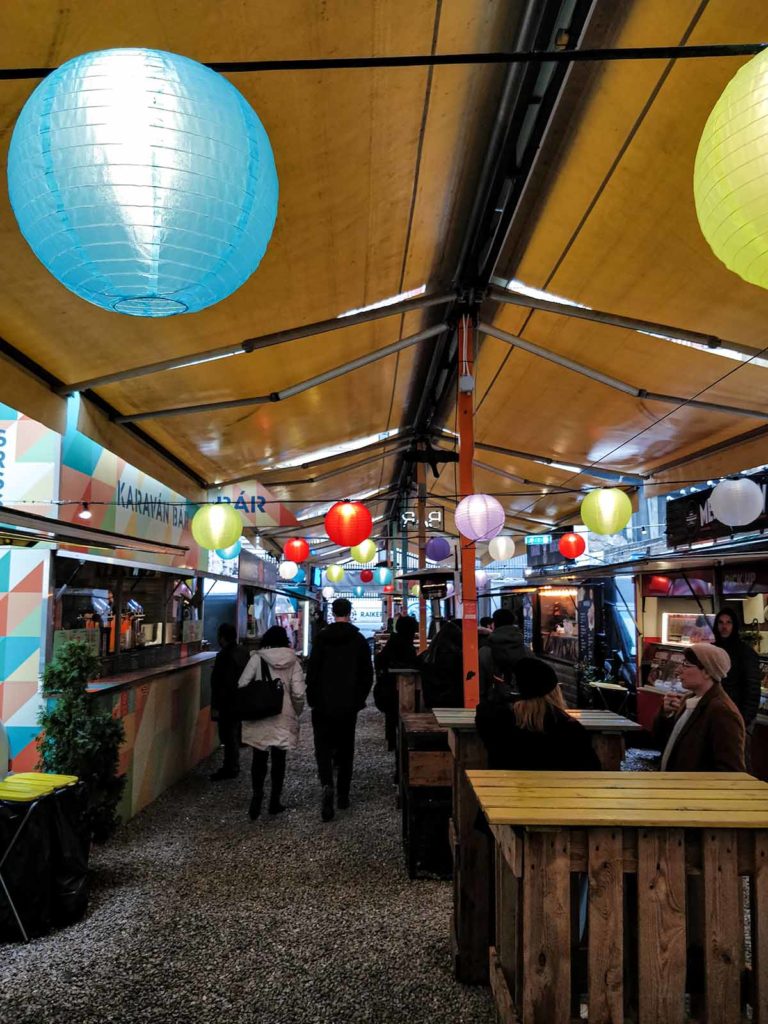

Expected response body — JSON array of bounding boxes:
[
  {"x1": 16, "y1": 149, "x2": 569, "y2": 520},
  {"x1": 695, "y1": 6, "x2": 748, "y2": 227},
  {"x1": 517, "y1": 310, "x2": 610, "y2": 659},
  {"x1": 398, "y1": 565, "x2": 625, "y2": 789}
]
[
  {"x1": 393, "y1": 669, "x2": 422, "y2": 715},
  {"x1": 472, "y1": 771, "x2": 768, "y2": 1024}
]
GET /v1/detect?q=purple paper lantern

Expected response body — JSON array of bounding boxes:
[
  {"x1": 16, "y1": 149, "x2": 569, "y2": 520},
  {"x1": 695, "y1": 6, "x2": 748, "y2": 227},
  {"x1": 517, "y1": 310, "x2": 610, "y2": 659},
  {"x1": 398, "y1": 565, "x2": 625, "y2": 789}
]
[
  {"x1": 455, "y1": 493, "x2": 505, "y2": 542},
  {"x1": 426, "y1": 536, "x2": 451, "y2": 562}
]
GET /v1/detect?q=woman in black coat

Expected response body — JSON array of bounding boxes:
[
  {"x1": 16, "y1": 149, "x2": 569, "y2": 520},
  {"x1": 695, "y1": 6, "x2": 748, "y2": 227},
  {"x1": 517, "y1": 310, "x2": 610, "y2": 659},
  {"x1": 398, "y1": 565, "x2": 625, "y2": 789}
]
[
  {"x1": 714, "y1": 605, "x2": 762, "y2": 769},
  {"x1": 475, "y1": 657, "x2": 600, "y2": 771}
]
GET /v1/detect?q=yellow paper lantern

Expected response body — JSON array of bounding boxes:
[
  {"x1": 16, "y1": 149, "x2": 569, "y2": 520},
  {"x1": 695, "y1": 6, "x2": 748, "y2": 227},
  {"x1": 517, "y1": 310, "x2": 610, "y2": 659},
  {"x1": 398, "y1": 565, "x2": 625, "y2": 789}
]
[
  {"x1": 350, "y1": 539, "x2": 377, "y2": 563},
  {"x1": 580, "y1": 488, "x2": 632, "y2": 536},
  {"x1": 694, "y1": 49, "x2": 768, "y2": 289},
  {"x1": 191, "y1": 503, "x2": 243, "y2": 550},
  {"x1": 326, "y1": 564, "x2": 345, "y2": 584}
]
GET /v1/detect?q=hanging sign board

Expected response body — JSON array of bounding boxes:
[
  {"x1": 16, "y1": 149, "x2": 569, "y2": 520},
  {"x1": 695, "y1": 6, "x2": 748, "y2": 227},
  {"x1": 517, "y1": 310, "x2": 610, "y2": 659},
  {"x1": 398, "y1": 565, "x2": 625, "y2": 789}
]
[
  {"x1": 666, "y1": 474, "x2": 768, "y2": 547},
  {"x1": 399, "y1": 507, "x2": 444, "y2": 531}
]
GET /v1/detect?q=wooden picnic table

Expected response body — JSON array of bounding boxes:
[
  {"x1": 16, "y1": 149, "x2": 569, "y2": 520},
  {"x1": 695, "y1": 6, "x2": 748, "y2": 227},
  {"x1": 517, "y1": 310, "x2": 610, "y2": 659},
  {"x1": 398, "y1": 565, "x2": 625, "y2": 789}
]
[
  {"x1": 390, "y1": 668, "x2": 423, "y2": 715},
  {"x1": 430, "y1": 707, "x2": 641, "y2": 985},
  {"x1": 470, "y1": 770, "x2": 768, "y2": 1024}
]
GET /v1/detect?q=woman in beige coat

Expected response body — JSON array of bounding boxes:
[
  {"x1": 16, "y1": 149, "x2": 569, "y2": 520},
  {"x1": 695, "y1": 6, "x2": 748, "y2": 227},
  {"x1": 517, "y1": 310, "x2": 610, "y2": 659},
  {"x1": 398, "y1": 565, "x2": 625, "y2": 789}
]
[{"x1": 237, "y1": 626, "x2": 306, "y2": 819}]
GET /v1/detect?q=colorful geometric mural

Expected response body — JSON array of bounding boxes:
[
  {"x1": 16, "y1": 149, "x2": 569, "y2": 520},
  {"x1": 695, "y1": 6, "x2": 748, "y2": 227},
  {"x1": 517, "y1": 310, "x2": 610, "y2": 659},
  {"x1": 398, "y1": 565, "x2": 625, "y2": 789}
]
[
  {"x1": 0, "y1": 401, "x2": 59, "y2": 514},
  {"x1": 88, "y1": 658, "x2": 216, "y2": 820},
  {"x1": 0, "y1": 549, "x2": 50, "y2": 771},
  {"x1": 58, "y1": 397, "x2": 207, "y2": 570}
]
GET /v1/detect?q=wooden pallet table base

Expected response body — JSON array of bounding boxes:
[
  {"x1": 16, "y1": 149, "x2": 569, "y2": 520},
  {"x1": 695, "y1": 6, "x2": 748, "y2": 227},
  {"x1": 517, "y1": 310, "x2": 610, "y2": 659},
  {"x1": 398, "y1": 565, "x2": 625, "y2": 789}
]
[
  {"x1": 399, "y1": 713, "x2": 452, "y2": 879},
  {"x1": 432, "y1": 708, "x2": 643, "y2": 986},
  {"x1": 469, "y1": 770, "x2": 768, "y2": 1024}
]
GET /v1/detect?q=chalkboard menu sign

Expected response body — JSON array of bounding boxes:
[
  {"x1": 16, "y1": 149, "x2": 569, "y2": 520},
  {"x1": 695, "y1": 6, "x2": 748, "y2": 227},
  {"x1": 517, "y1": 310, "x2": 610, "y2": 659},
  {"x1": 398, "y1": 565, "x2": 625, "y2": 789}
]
[{"x1": 577, "y1": 586, "x2": 596, "y2": 665}]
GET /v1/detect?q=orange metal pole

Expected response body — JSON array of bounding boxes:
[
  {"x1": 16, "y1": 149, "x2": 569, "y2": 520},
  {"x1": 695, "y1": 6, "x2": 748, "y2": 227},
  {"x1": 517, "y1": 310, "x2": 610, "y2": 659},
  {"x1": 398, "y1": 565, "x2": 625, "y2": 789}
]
[
  {"x1": 417, "y1": 458, "x2": 427, "y2": 652},
  {"x1": 457, "y1": 315, "x2": 479, "y2": 708}
]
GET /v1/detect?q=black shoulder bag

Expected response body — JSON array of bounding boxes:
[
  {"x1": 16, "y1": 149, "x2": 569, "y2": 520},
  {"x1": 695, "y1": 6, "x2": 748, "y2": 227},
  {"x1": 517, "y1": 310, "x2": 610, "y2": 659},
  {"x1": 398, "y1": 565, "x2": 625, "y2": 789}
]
[{"x1": 236, "y1": 657, "x2": 284, "y2": 721}]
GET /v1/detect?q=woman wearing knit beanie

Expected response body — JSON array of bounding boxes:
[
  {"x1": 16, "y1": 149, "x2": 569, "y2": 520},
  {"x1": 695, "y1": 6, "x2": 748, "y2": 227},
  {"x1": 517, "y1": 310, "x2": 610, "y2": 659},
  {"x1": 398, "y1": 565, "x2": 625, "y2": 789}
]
[
  {"x1": 653, "y1": 642, "x2": 745, "y2": 773},
  {"x1": 475, "y1": 657, "x2": 601, "y2": 771}
]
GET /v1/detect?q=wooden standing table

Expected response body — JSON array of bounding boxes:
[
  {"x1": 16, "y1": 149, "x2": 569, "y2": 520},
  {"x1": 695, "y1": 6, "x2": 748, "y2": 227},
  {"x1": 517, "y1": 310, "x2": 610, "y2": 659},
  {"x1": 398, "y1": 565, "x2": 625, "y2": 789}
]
[
  {"x1": 470, "y1": 770, "x2": 768, "y2": 1024},
  {"x1": 432, "y1": 707, "x2": 643, "y2": 984}
]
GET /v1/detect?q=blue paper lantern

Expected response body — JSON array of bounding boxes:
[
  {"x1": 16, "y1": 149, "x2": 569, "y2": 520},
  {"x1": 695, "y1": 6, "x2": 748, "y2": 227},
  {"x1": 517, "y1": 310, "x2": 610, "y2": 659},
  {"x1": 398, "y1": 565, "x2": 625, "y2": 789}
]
[
  {"x1": 7, "y1": 48, "x2": 278, "y2": 317},
  {"x1": 373, "y1": 567, "x2": 393, "y2": 586},
  {"x1": 215, "y1": 540, "x2": 242, "y2": 560},
  {"x1": 293, "y1": 568, "x2": 306, "y2": 584},
  {"x1": 426, "y1": 536, "x2": 451, "y2": 562},
  {"x1": 353, "y1": 585, "x2": 365, "y2": 598}
]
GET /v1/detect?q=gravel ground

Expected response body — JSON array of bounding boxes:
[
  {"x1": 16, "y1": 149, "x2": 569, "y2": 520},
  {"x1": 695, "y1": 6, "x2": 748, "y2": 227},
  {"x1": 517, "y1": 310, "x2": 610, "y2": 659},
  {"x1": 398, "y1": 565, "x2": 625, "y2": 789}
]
[{"x1": 1, "y1": 706, "x2": 496, "y2": 1024}]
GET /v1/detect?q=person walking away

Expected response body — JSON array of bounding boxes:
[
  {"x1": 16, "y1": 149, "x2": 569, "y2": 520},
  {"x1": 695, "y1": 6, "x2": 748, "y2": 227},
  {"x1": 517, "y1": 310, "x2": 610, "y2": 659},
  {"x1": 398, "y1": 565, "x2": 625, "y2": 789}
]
[
  {"x1": 713, "y1": 605, "x2": 761, "y2": 769},
  {"x1": 478, "y1": 607, "x2": 530, "y2": 701},
  {"x1": 209, "y1": 623, "x2": 250, "y2": 781},
  {"x1": 306, "y1": 598, "x2": 373, "y2": 821},
  {"x1": 476, "y1": 657, "x2": 600, "y2": 771},
  {"x1": 374, "y1": 615, "x2": 418, "y2": 750},
  {"x1": 653, "y1": 643, "x2": 745, "y2": 772},
  {"x1": 237, "y1": 626, "x2": 305, "y2": 819}
]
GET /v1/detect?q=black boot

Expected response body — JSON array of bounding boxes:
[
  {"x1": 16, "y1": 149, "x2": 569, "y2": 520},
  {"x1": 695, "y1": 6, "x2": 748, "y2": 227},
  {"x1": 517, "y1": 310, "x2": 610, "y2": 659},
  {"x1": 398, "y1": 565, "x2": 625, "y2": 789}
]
[
  {"x1": 321, "y1": 785, "x2": 335, "y2": 821},
  {"x1": 249, "y1": 791, "x2": 263, "y2": 820}
]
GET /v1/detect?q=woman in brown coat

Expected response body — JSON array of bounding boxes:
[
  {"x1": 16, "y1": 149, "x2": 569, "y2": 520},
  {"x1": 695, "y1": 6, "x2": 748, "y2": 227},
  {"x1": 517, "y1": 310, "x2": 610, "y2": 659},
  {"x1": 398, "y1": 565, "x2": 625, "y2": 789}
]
[{"x1": 653, "y1": 643, "x2": 745, "y2": 772}]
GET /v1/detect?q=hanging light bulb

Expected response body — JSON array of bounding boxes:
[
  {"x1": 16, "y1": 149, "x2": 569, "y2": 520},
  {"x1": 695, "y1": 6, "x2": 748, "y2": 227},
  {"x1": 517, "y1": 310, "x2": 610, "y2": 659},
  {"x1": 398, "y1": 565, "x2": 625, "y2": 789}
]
[{"x1": 77, "y1": 502, "x2": 92, "y2": 521}]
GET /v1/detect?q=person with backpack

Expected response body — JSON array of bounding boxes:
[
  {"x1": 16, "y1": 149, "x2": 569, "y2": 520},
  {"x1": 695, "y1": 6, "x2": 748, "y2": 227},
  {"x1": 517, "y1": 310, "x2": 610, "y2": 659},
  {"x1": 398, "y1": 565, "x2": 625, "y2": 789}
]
[
  {"x1": 237, "y1": 626, "x2": 306, "y2": 820},
  {"x1": 209, "y1": 623, "x2": 250, "y2": 781},
  {"x1": 478, "y1": 607, "x2": 530, "y2": 700},
  {"x1": 306, "y1": 598, "x2": 373, "y2": 821}
]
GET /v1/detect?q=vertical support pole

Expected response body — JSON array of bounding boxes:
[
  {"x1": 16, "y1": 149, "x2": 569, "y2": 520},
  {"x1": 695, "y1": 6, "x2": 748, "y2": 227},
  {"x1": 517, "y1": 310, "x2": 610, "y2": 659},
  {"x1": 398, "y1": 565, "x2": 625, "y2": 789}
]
[
  {"x1": 400, "y1": 498, "x2": 408, "y2": 618},
  {"x1": 457, "y1": 315, "x2": 479, "y2": 709},
  {"x1": 417, "y1": 457, "x2": 427, "y2": 651}
]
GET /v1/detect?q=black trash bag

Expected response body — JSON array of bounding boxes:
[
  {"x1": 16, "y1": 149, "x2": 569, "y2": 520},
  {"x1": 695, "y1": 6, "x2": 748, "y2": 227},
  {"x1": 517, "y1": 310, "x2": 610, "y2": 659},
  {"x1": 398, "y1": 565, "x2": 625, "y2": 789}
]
[
  {"x1": 0, "y1": 797, "x2": 53, "y2": 941},
  {"x1": 50, "y1": 782, "x2": 90, "y2": 926}
]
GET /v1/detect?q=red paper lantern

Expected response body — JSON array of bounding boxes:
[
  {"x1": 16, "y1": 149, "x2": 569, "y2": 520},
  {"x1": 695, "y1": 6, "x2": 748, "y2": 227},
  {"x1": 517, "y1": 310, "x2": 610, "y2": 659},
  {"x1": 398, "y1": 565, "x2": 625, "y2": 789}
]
[
  {"x1": 383, "y1": 583, "x2": 394, "y2": 594},
  {"x1": 558, "y1": 532, "x2": 586, "y2": 559},
  {"x1": 360, "y1": 569, "x2": 373, "y2": 583},
  {"x1": 283, "y1": 537, "x2": 309, "y2": 562},
  {"x1": 324, "y1": 501, "x2": 372, "y2": 547}
]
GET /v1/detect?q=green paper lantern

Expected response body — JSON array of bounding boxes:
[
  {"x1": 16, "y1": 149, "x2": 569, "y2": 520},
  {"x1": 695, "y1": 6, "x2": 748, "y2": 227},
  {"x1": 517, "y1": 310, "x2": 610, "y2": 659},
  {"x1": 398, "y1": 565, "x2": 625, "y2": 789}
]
[
  {"x1": 350, "y1": 539, "x2": 377, "y2": 563},
  {"x1": 326, "y1": 564, "x2": 345, "y2": 584},
  {"x1": 191, "y1": 503, "x2": 243, "y2": 550},
  {"x1": 580, "y1": 488, "x2": 632, "y2": 536},
  {"x1": 694, "y1": 49, "x2": 768, "y2": 290}
]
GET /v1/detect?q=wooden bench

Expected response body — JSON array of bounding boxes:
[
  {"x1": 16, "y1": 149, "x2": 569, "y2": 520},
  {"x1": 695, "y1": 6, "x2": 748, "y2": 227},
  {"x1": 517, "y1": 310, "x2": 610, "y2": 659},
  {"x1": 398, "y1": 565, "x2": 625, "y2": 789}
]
[
  {"x1": 432, "y1": 707, "x2": 644, "y2": 985},
  {"x1": 398, "y1": 712, "x2": 452, "y2": 879},
  {"x1": 393, "y1": 669, "x2": 423, "y2": 715},
  {"x1": 470, "y1": 770, "x2": 768, "y2": 1023}
]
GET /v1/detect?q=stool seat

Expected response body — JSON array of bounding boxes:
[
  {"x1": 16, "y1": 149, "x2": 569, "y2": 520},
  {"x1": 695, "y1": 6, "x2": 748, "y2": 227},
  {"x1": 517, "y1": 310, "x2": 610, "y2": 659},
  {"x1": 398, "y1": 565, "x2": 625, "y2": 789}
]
[{"x1": 10, "y1": 772, "x2": 79, "y2": 788}]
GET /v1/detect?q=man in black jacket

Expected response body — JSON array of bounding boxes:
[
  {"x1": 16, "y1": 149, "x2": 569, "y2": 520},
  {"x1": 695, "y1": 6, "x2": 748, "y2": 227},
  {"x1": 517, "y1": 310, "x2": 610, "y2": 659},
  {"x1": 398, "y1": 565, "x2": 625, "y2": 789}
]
[
  {"x1": 209, "y1": 623, "x2": 251, "y2": 781},
  {"x1": 306, "y1": 598, "x2": 373, "y2": 820},
  {"x1": 478, "y1": 608, "x2": 530, "y2": 700}
]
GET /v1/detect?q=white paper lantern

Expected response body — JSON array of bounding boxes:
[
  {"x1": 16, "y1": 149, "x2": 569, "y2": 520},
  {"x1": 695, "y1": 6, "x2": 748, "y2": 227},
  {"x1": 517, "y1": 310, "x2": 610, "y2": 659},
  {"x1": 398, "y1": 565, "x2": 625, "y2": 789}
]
[
  {"x1": 445, "y1": 582, "x2": 455, "y2": 598},
  {"x1": 278, "y1": 560, "x2": 298, "y2": 581},
  {"x1": 321, "y1": 586, "x2": 335, "y2": 600},
  {"x1": 709, "y1": 477, "x2": 764, "y2": 527},
  {"x1": 488, "y1": 536, "x2": 516, "y2": 562},
  {"x1": 455, "y1": 493, "x2": 505, "y2": 542},
  {"x1": 475, "y1": 569, "x2": 489, "y2": 589}
]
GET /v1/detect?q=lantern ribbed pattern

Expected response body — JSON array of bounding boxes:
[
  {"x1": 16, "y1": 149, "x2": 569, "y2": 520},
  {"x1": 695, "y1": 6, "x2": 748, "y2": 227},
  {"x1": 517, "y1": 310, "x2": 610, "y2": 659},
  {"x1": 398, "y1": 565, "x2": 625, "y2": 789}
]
[
  {"x1": 191, "y1": 504, "x2": 242, "y2": 550},
  {"x1": 694, "y1": 49, "x2": 768, "y2": 290},
  {"x1": 215, "y1": 539, "x2": 242, "y2": 560},
  {"x1": 425, "y1": 537, "x2": 451, "y2": 562},
  {"x1": 284, "y1": 538, "x2": 309, "y2": 562},
  {"x1": 326, "y1": 564, "x2": 345, "y2": 584},
  {"x1": 558, "y1": 532, "x2": 586, "y2": 560},
  {"x1": 321, "y1": 586, "x2": 335, "y2": 600},
  {"x1": 373, "y1": 567, "x2": 393, "y2": 586},
  {"x1": 278, "y1": 561, "x2": 298, "y2": 581},
  {"x1": 7, "y1": 48, "x2": 278, "y2": 316},
  {"x1": 710, "y1": 477, "x2": 764, "y2": 526},
  {"x1": 488, "y1": 536, "x2": 516, "y2": 562},
  {"x1": 325, "y1": 502, "x2": 372, "y2": 547},
  {"x1": 359, "y1": 569, "x2": 373, "y2": 583},
  {"x1": 580, "y1": 488, "x2": 632, "y2": 535},
  {"x1": 455, "y1": 493, "x2": 505, "y2": 542},
  {"x1": 350, "y1": 539, "x2": 377, "y2": 563}
]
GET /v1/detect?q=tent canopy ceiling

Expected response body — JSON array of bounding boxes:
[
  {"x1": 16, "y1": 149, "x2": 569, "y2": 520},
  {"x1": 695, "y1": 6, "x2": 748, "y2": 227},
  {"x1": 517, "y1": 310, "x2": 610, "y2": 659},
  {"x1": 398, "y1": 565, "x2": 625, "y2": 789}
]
[{"x1": 1, "y1": 0, "x2": 768, "y2": 545}]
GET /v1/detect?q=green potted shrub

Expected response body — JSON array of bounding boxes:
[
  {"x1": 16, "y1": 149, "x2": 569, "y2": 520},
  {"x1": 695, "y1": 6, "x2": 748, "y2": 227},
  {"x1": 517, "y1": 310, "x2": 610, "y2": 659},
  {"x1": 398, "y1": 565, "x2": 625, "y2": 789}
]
[{"x1": 37, "y1": 639, "x2": 126, "y2": 841}]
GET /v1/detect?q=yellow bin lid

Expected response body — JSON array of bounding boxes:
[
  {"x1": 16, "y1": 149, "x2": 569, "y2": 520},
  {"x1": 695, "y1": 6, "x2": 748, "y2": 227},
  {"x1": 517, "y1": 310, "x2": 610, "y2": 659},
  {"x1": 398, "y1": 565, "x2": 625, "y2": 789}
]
[
  {"x1": 0, "y1": 780, "x2": 58, "y2": 801},
  {"x1": 11, "y1": 772, "x2": 79, "y2": 787}
]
